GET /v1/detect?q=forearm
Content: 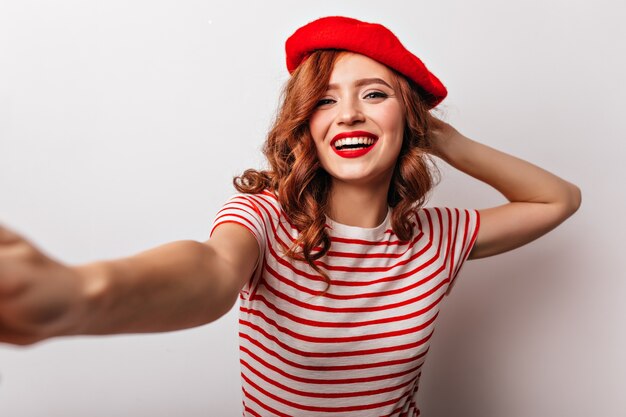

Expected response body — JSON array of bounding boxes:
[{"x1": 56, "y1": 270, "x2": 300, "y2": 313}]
[
  {"x1": 70, "y1": 240, "x2": 237, "y2": 336},
  {"x1": 427, "y1": 122, "x2": 582, "y2": 259},
  {"x1": 433, "y1": 130, "x2": 581, "y2": 210}
]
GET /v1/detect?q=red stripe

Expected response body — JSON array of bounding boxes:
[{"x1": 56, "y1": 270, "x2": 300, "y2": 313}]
[
  {"x1": 240, "y1": 305, "x2": 439, "y2": 343},
  {"x1": 449, "y1": 208, "x2": 466, "y2": 280},
  {"x1": 211, "y1": 220, "x2": 257, "y2": 241},
  {"x1": 264, "y1": 259, "x2": 447, "y2": 299},
  {"x1": 252, "y1": 194, "x2": 425, "y2": 264},
  {"x1": 214, "y1": 198, "x2": 259, "y2": 220},
  {"x1": 324, "y1": 230, "x2": 424, "y2": 258},
  {"x1": 241, "y1": 358, "x2": 413, "y2": 399},
  {"x1": 258, "y1": 191, "x2": 419, "y2": 265},
  {"x1": 239, "y1": 331, "x2": 428, "y2": 371},
  {"x1": 256, "y1": 190, "x2": 405, "y2": 247},
  {"x1": 447, "y1": 208, "x2": 459, "y2": 281},
  {"x1": 261, "y1": 219, "x2": 429, "y2": 275},
  {"x1": 261, "y1": 275, "x2": 447, "y2": 313},
  {"x1": 242, "y1": 404, "x2": 263, "y2": 417},
  {"x1": 239, "y1": 319, "x2": 434, "y2": 357},
  {"x1": 249, "y1": 289, "x2": 444, "y2": 328},
  {"x1": 261, "y1": 204, "x2": 436, "y2": 282},
  {"x1": 315, "y1": 232, "x2": 424, "y2": 264},
  {"x1": 330, "y1": 235, "x2": 411, "y2": 246},
  {"x1": 256, "y1": 207, "x2": 441, "y2": 290},
  {"x1": 213, "y1": 212, "x2": 259, "y2": 235},
  {"x1": 224, "y1": 197, "x2": 258, "y2": 213},
  {"x1": 451, "y1": 209, "x2": 480, "y2": 284},
  {"x1": 230, "y1": 195, "x2": 447, "y2": 288},
  {"x1": 240, "y1": 344, "x2": 423, "y2": 385},
  {"x1": 379, "y1": 376, "x2": 420, "y2": 417},
  {"x1": 314, "y1": 241, "x2": 431, "y2": 272},
  {"x1": 243, "y1": 387, "x2": 292, "y2": 417},
  {"x1": 241, "y1": 372, "x2": 412, "y2": 413},
  {"x1": 265, "y1": 240, "x2": 439, "y2": 286}
]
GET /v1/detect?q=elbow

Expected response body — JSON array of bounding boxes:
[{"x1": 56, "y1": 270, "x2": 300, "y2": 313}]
[
  {"x1": 210, "y1": 281, "x2": 240, "y2": 323},
  {"x1": 567, "y1": 183, "x2": 582, "y2": 215},
  {"x1": 557, "y1": 183, "x2": 582, "y2": 220}
]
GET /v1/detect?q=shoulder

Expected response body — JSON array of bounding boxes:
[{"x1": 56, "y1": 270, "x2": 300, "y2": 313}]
[
  {"x1": 413, "y1": 206, "x2": 480, "y2": 236},
  {"x1": 220, "y1": 189, "x2": 282, "y2": 218}
]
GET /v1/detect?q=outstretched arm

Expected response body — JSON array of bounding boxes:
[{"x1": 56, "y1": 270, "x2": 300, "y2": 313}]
[
  {"x1": 0, "y1": 222, "x2": 258, "y2": 345},
  {"x1": 428, "y1": 116, "x2": 581, "y2": 260}
]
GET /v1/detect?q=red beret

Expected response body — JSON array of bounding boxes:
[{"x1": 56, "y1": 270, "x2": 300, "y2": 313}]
[{"x1": 285, "y1": 16, "x2": 447, "y2": 108}]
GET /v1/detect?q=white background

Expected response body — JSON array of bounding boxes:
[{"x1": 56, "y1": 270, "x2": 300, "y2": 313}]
[{"x1": 0, "y1": 1, "x2": 624, "y2": 416}]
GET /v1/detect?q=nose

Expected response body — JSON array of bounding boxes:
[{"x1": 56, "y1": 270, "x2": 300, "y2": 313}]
[{"x1": 337, "y1": 97, "x2": 365, "y2": 126}]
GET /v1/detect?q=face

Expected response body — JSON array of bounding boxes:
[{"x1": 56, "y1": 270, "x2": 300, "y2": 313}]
[{"x1": 308, "y1": 52, "x2": 405, "y2": 188}]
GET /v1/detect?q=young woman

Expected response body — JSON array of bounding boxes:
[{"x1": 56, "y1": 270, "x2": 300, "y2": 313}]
[{"x1": 0, "y1": 16, "x2": 580, "y2": 416}]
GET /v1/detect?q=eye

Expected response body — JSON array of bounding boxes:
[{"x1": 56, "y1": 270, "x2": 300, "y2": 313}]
[
  {"x1": 363, "y1": 91, "x2": 388, "y2": 100},
  {"x1": 316, "y1": 98, "x2": 336, "y2": 107}
]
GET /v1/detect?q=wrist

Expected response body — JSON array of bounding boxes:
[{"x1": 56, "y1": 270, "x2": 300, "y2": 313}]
[
  {"x1": 67, "y1": 261, "x2": 113, "y2": 335},
  {"x1": 431, "y1": 129, "x2": 469, "y2": 163}
]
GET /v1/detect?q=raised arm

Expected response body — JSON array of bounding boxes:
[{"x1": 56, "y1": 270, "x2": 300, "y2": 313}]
[
  {"x1": 428, "y1": 116, "x2": 582, "y2": 260},
  {"x1": 0, "y1": 222, "x2": 259, "y2": 345}
]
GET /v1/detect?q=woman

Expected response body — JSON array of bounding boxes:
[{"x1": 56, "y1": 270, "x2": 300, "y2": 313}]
[{"x1": 0, "y1": 16, "x2": 580, "y2": 416}]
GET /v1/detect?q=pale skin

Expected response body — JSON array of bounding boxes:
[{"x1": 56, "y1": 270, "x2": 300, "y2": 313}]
[{"x1": 0, "y1": 53, "x2": 581, "y2": 346}]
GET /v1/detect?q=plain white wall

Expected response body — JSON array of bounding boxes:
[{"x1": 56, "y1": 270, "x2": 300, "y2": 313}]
[{"x1": 0, "y1": 0, "x2": 624, "y2": 416}]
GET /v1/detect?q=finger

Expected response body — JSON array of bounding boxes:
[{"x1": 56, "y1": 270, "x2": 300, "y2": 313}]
[
  {"x1": 0, "y1": 262, "x2": 30, "y2": 298},
  {"x1": 0, "y1": 225, "x2": 42, "y2": 262},
  {"x1": 0, "y1": 307, "x2": 48, "y2": 346},
  {"x1": 0, "y1": 223, "x2": 23, "y2": 245},
  {"x1": 0, "y1": 240, "x2": 37, "y2": 261},
  {"x1": 0, "y1": 328, "x2": 42, "y2": 346}
]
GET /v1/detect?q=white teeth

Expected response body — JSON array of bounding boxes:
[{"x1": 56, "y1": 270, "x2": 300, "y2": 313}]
[{"x1": 333, "y1": 137, "x2": 375, "y2": 149}]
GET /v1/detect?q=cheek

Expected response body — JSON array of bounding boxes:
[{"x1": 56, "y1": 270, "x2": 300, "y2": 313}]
[
  {"x1": 308, "y1": 112, "x2": 335, "y2": 158},
  {"x1": 308, "y1": 111, "x2": 328, "y2": 143},
  {"x1": 307, "y1": 116, "x2": 326, "y2": 162},
  {"x1": 380, "y1": 105, "x2": 405, "y2": 135},
  {"x1": 382, "y1": 108, "x2": 405, "y2": 159},
  {"x1": 379, "y1": 119, "x2": 405, "y2": 157}
]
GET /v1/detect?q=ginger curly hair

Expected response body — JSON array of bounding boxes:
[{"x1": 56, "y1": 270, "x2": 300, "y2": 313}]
[{"x1": 234, "y1": 50, "x2": 437, "y2": 291}]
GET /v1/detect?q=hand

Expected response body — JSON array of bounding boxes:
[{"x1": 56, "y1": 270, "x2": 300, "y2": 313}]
[
  {"x1": 0, "y1": 224, "x2": 87, "y2": 345},
  {"x1": 426, "y1": 114, "x2": 463, "y2": 159}
]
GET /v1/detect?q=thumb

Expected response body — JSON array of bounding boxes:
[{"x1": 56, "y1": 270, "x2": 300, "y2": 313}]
[{"x1": 0, "y1": 223, "x2": 24, "y2": 245}]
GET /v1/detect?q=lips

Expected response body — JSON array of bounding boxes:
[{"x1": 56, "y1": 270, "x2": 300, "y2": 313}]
[{"x1": 330, "y1": 130, "x2": 379, "y2": 159}]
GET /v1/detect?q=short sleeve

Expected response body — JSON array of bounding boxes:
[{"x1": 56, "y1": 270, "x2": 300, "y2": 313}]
[
  {"x1": 421, "y1": 207, "x2": 480, "y2": 295},
  {"x1": 209, "y1": 193, "x2": 268, "y2": 300}
]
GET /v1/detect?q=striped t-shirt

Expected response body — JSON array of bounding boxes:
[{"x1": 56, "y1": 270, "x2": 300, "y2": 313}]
[{"x1": 210, "y1": 190, "x2": 480, "y2": 417}]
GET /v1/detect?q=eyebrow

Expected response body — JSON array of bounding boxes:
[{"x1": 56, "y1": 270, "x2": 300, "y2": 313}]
[{"x1": 327, "y1": 77, "x2": 393, "y2": 90}]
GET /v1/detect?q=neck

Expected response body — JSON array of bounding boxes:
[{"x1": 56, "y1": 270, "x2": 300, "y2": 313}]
[{"x1": 327, "y1": 180, "x2": 390, "y2": 228}]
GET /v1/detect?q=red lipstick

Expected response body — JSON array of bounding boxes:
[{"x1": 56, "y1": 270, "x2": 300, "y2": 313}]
[{"x1": 330, "y1": 131, "x2": 379, "y2": 159}]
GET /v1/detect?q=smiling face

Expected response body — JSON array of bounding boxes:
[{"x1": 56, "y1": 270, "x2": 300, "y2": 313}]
[{"x1": 308, "y1": 52, "x2": 405, "y2": 189}]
